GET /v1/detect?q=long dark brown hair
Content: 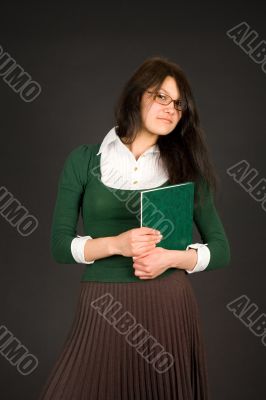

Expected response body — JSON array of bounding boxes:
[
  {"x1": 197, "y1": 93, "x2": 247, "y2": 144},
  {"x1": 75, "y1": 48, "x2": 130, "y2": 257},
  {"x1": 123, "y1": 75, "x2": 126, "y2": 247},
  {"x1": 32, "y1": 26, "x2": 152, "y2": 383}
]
[{"x1": 113, "y1": 56, "x2": 219, "y2": 207}]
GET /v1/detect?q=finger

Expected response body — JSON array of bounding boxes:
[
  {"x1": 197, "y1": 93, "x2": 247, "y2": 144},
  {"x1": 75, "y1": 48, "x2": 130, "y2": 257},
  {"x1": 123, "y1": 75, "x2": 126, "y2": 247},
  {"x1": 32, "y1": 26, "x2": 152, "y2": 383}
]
[
  {"x1": 135, "y1": 236, "x2": 161, "y2": 244},
  {"x1": 138, "y1": 227, "x2": 161, "y2": 236},
  {"x1": 139, "y1": 239, "x2": 160, "y2": 248},
  {"x1": 137, "y1": 243, "x2": 157, "y2": 251},
  {"x1": 134, "y1": 247, "x2": 155, "y2": 259},
  {"x1": 134, "y1": 269, "x2": 150, "y2": 277},
  {"x1": 133, "y1": 248, "x2": 155, "y2": 260}
]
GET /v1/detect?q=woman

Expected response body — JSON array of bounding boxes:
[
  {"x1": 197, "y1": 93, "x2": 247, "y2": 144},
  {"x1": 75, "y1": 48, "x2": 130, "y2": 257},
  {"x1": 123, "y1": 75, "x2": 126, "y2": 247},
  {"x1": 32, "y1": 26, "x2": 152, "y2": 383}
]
[{"x1": 39, "y1": 56, "x2": 230, "y2": 399}]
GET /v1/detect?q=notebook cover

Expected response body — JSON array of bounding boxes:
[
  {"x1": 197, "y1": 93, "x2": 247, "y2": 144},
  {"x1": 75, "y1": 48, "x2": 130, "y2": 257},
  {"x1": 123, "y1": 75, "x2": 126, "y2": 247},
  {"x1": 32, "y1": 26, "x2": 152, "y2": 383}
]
[{"x1": 140, "y1": 182, "x2": 194, "y2": 250}]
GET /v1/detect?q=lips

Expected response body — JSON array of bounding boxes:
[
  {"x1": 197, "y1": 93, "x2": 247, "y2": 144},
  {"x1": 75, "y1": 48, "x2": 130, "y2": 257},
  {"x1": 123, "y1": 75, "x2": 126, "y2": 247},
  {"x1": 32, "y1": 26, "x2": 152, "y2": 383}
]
[{"x1": 158, "y1": 117, "x2": 172, "y2": 123}]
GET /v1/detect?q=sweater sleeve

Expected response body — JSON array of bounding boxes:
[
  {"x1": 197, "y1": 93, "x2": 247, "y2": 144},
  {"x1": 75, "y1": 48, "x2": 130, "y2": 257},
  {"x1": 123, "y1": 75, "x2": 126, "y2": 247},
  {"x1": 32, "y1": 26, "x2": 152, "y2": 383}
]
[
  {"x1": 192, "y1": 180, "x2": 231, "y2": 271},
  {"x1": 50, "y1": 144, "x2": 92, "y2": 264}
]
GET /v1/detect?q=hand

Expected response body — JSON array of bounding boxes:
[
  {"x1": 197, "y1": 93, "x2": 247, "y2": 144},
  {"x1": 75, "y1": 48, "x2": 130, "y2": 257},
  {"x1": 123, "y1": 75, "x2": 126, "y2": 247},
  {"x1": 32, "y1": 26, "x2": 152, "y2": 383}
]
[
  {"x1": 132, "y1": 247, "x2": 171, "y2": 279},
  {"x1": 115, "y1": 227, "x2": 163, "y2": 258}
]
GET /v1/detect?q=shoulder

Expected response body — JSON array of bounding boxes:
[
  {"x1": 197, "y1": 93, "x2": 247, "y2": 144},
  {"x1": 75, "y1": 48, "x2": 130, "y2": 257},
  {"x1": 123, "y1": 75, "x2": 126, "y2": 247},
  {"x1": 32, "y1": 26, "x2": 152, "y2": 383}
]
[
  {"x1": 62, "y1": 144, "x2": 101, "y2": 172},
  {"x1": 66, "y1": 143, "x2": 99, "y2": 162},
  {"x1": 59, "y1": 144, "x2": 100, "y2": 186},
  {"x1": 61, "y1": 143, "x2": 100, "y2": 174}
]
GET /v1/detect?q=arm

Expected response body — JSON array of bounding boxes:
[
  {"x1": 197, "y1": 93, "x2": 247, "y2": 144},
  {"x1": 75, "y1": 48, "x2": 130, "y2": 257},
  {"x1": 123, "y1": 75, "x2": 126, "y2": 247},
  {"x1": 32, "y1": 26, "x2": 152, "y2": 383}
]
[
  {"x1": 83, "y1": 236, "x2": 120, "y2": 262},
  {"x1": 50, "y1": 145, "x2": 122, "y2": 264},
  {"x1": 50, "y1": 145, "x2": 92, "y2": 263},
  {"x1": 193, "y1": 180, "x2": 231, "y2": 271},
  {"x1": 71, "y1": 235, "x2": 121, "y2": 263},
  {"x1": 167, "y1": 180, "x2": 231, "y2": 272}
]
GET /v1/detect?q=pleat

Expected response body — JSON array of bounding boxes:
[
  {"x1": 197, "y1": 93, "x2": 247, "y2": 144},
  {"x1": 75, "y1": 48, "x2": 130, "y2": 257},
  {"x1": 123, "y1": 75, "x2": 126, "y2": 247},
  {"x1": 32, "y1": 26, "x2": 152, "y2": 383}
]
[{"x1": 38, "y1": 270, "x2": 210, "y2": 400}]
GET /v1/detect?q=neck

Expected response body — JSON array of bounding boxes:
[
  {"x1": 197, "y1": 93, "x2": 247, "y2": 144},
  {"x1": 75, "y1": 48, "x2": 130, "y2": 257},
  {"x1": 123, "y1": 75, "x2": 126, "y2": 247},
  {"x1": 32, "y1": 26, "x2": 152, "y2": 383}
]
[{"x1": 122, "y1": 130, "x2": 158, "y2": 160}]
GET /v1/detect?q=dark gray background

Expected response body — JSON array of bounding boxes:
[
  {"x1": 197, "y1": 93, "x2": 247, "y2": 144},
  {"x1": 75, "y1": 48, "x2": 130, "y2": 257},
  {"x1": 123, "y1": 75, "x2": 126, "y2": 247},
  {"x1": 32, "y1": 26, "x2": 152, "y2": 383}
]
[{"x1": 0, "y1": 1, "x2": 265, "y2": 399}]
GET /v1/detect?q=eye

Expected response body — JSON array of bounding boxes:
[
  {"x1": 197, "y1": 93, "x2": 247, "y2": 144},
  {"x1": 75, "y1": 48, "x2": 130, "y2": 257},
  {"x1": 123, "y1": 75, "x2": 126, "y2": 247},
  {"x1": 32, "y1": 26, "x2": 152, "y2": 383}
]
[{"x1": 157, "y1": 93, "x2": 167, "y2": 100}]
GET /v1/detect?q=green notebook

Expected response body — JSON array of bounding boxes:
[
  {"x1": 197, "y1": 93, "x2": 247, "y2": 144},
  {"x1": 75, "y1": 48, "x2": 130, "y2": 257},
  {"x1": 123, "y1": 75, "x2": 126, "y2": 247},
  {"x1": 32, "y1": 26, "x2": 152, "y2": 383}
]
[{"x1": 140, "y1": 182, "x2": 195, "y2": 251}]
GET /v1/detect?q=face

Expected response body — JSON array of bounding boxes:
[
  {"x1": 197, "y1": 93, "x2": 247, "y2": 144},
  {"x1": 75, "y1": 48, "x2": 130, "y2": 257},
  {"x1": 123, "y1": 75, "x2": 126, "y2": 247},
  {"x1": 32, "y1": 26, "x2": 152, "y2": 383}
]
[{"x1": 139, "y1": 76, "x2": 182, "y2": 138}]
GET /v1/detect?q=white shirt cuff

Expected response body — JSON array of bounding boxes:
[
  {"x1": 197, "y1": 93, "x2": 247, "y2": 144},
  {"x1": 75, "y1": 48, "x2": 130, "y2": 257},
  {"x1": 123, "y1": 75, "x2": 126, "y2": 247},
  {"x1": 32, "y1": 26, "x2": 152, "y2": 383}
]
[
  {"x1": 185, "y1": 243, "x2": 210, "y2": 274},
  {"x1": 71, "y1": 235, "x2": 95, "y2": 264}
]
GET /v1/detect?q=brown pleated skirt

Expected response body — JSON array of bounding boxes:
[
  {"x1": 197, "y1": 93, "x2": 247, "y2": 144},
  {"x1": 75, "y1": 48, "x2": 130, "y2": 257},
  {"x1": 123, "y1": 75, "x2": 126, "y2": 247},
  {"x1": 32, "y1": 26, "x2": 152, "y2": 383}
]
[{"x1": 38, "y1": 269, "x2": 210, "y2": 400}]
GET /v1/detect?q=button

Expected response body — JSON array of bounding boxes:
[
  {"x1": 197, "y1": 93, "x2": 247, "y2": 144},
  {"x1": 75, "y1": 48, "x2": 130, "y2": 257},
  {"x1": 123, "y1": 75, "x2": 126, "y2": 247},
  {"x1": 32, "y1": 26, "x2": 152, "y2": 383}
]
[
  {"x1": 134, "y1": 167, "x2": 138, "y2": 171},
  {"x1": 133, "y1": 180, "x2": 138, "y2": 184}
]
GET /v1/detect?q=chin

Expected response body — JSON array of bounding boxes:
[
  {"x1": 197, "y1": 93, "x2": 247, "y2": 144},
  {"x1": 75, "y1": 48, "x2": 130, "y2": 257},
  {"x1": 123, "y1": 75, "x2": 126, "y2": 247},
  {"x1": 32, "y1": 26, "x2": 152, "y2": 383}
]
[{"x1": 157, "y1": 127, "x2": 173, "y2": 135}]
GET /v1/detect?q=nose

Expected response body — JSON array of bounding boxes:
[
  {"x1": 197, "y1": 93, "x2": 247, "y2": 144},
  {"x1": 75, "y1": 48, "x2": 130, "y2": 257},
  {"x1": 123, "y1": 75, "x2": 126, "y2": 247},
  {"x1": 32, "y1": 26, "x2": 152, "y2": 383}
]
[{"x1": 164, "y1": 101, "x2": 176, "y2": 113}]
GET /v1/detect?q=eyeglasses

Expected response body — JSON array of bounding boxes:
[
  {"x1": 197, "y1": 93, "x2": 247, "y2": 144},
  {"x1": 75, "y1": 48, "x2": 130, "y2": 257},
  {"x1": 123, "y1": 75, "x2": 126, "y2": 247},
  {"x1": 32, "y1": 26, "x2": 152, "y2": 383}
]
[{"x1": 146, "y1": 90, "x2": 187, "y2": 112}]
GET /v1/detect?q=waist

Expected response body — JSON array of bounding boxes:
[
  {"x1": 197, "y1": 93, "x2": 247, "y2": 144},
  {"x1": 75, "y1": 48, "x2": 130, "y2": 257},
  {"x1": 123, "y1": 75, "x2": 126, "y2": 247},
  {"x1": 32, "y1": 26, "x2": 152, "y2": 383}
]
[{"x1": 80, "y1": 254, "x2": 178, "y2": 283}]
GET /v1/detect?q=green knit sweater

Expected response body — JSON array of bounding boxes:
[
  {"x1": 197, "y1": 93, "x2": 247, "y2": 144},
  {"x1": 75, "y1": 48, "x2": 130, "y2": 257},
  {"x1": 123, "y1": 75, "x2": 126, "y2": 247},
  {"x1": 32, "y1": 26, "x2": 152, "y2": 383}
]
[{"x1": 50, "y1": 143, "x2": 231, "y2": 282}]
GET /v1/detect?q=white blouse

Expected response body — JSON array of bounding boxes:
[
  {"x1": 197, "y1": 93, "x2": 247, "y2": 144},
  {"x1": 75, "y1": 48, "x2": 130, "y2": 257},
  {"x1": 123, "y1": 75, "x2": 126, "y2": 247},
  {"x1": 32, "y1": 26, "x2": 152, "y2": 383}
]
[{"x1": 71, "y1": 127, "x2": 210, "y2": 274}]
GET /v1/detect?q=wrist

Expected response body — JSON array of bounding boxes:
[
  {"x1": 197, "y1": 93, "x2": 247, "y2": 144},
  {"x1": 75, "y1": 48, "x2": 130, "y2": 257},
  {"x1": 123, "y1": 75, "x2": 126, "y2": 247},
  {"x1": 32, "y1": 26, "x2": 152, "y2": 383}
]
[
  {"x1": 166, "y1": 248, "x2": 197, "y2": 271},
  {"x1": 107, "y1": 236, "x2": 121, "y2": 256},
  {"x1": 185, "y1": 249, "x2": 198, "y2": 271},
  {"x1": 166, "y1": 249, "x2": 182, "y2": 268}
]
